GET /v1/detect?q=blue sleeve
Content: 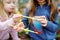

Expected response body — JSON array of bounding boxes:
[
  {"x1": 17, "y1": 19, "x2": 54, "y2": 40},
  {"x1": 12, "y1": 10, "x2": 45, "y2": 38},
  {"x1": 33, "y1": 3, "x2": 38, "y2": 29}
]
[
  {"x1": 22, "y1": 7, "x2": 29, "y2": 28},
  {"x1": 46, "y1": 14, "x2": 59, "y2": 33}
]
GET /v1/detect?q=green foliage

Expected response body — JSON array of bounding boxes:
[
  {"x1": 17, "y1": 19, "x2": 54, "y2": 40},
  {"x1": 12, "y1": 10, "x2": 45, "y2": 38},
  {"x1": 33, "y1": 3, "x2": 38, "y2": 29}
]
[{"x1": 58, "y1": 17, "x2": 60, "y2": 29}]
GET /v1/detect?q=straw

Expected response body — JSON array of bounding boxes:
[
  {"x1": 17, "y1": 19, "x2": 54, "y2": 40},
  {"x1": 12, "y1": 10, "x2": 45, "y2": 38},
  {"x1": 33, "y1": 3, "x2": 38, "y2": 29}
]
[
  {"x1": 23, "y1": 16, "x2": 42, "y2": 21},
  {"x1": 16, "y1": 10, "x2": 41, "y2": 20},
  {"x1": 23, "y1": 16, "x2": 36, "y2": 20},
  {"x1": 9, "y1": 24, "x2": 38, "y2": 34}
]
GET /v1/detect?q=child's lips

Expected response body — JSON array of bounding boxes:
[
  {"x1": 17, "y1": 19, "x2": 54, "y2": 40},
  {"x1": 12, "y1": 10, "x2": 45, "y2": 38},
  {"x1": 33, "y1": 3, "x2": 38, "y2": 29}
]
[
  {"x1": 10, "y1": 8, "x2": 14, "y2": 10},
  {"x1": 39, "y1": 0, "x2": 42, "y2": 1},
  {"x1": 40, "y1": 0, "x2": 42, "y2": 1},
  {"x1": 38, "y1": 0, "x2": 44, "y2": 2}
]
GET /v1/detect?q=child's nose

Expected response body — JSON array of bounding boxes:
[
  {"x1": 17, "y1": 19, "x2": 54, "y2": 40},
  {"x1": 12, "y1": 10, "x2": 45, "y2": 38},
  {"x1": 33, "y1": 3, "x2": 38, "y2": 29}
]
[{"x1": 11, "y1": 3, "x2": 15, "y2": 8}]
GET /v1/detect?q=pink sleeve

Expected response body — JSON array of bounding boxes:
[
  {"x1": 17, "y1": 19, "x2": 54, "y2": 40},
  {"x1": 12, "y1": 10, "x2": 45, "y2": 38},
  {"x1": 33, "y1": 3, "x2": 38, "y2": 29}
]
[
  {"x1": 9, "y1": 27, "x2": 20, "y2": 40},
  {"x1": 0, "y1": 18, "x2": 14, "y2": 30}
]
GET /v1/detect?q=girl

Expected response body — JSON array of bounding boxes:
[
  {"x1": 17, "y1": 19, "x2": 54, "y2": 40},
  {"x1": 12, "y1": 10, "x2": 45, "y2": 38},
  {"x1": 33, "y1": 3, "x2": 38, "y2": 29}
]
[
  {"x1": 19, "y1": 0, "x2": 59, "y2": 40},
  {"x1": 0, "y1": 0, "x2": 24, "y2": 40}
]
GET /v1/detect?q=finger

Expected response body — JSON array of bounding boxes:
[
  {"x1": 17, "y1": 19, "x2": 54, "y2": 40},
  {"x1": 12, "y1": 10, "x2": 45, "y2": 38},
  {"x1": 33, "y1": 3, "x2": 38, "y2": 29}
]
[
  {"x1": 40, "y1": 16, "x2": 46, "y2": 19},
  {"x1": 40, "y1": 20, "x2": 46, "y2": 24},
  {"x1": 17, "y1": 27, "x2": 23, "y2": 32},
  {"x1": 19, "y1": 22, "x2": 25, "y2": 27},
  {"x1": 16, "y1": 27, "x2": 21, "y2": 32},
  {"x1": 42, "y1": 20, "x2": 46, "y2": 23},
  {"x1": 14, "y1": 14, "x2": 23, "y2": 18},
  {"x1": 35, "y1": 16, "x2": 41, "y2": 19},
  {"x1": 13, "y1": 26, "x2": 18, "y2": 30},
  {"x1": 39, "y1": 16, "x2": 45, "y2": 17},
  {"x1": 37, "y1": 18, "x2": 45, "y2": 22}
]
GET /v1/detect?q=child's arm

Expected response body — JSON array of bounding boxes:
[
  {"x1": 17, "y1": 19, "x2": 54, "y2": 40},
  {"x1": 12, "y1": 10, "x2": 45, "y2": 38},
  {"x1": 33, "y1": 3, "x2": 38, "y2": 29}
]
[
  {"x1": 9, "y1": 27, "x2": 20, "y2": 40},
  {"x1": 36, "y1": 14, "x2": 59, "y2": 33},
  {"x1": 0, "y1": 14, "x2": 23, "y2": 31},
  {"x1": 0, "y1": 17, "x2": 14, "y2": 30},
  {"x1": 46, "y1": 14, "x2": 59, "y2": 32}
]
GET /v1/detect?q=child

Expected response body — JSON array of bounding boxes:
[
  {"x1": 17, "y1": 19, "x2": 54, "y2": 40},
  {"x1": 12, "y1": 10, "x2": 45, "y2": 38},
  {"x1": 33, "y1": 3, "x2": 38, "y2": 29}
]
[
  {"x1": 20, "y1": 0, "x2": 59, "y2": 40},
  {"x1": 0, "y1": 0, "x2": 24, "y2": 40}
]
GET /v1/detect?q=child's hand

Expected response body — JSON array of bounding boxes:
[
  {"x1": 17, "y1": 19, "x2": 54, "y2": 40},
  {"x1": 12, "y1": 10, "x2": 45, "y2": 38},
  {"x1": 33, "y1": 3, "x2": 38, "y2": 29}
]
[
  {"x1": 35, "y1": 16, "x2": 48, "y2": 27},
  {"x1": 13, "y1": 14, "x2": 23, "y2": 23},
  {"x1": 14, "y1": 22, "x2": 25, "y2": 32}
]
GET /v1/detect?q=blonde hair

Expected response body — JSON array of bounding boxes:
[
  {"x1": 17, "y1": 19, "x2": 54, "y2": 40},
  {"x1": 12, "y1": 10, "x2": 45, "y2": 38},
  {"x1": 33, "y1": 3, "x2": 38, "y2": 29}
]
[
  {"x1": 28, "y1": 0, "x2": 58, "y2": 24},
  {"x1": 0, "y1": 0, "x2": 8, "y2": 20}
]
